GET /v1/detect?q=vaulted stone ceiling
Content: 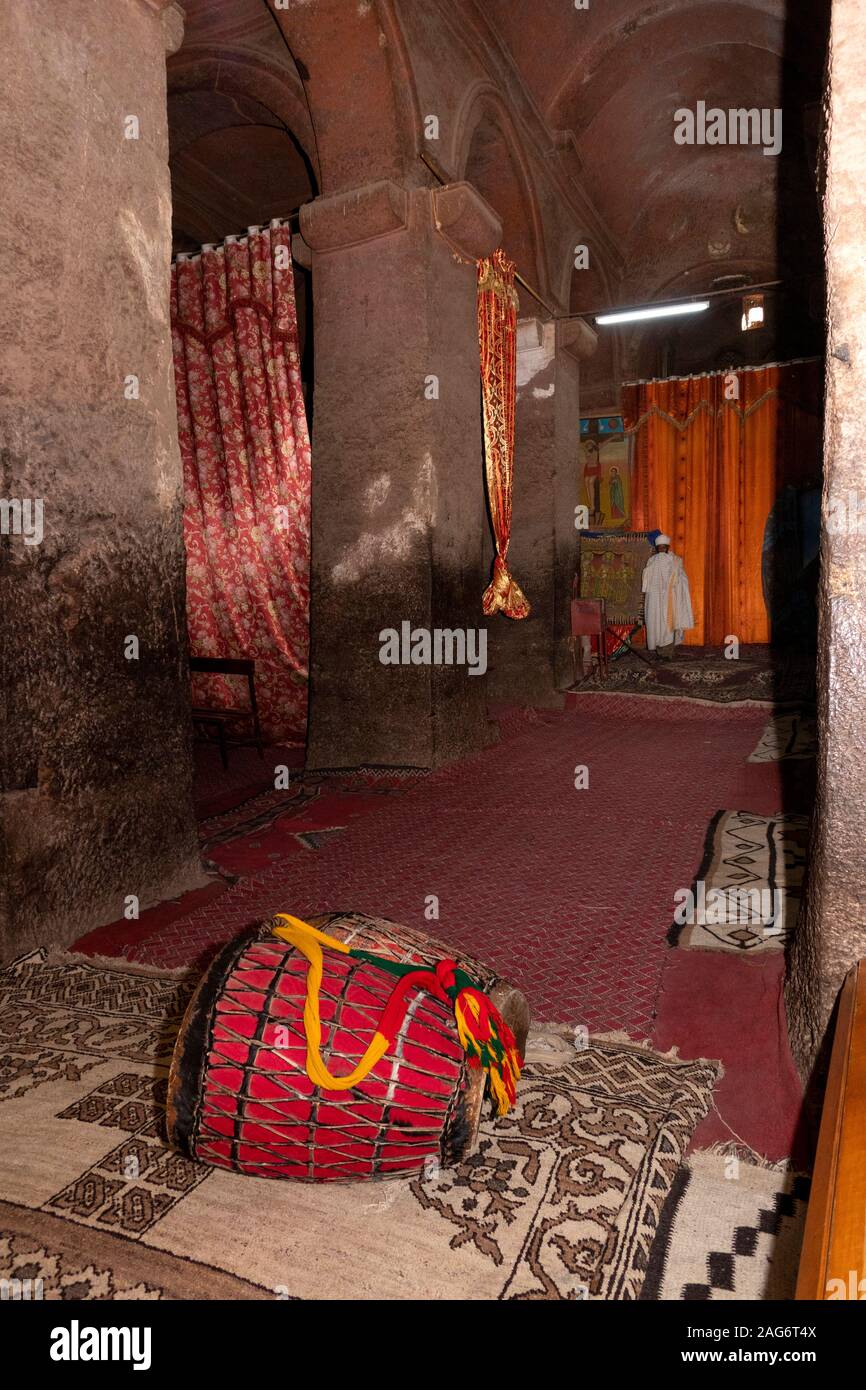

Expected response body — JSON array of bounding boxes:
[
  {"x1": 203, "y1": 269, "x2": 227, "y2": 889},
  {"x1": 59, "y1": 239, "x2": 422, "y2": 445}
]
[
  {"x1": 166, "y1": 0, "x2": 828, "y2": 386},
  {"x1": 167, "y1": 0, "x2": 317, "y2": 254},
  {"x1": 486, "y1": 0, "x2": 829, "y2": 379}
]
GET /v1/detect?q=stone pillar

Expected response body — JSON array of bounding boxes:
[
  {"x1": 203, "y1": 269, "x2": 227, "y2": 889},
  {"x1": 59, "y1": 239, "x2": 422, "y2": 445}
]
[
  {"x1": 0, "y1": 0, "x2": 204, "y2": 961},
  {"x1": 786, "y1": 0, "x2": 866, "y2": 1073},
  {"x1": 301, "y1": 181, "x2": 500, "y2": 768},
  {"x1": 485, "y1": 314, "x2": 589, "y2": 705},
  {"x1": 554, "y1": 321, "x2": 595, "y2": 687}
]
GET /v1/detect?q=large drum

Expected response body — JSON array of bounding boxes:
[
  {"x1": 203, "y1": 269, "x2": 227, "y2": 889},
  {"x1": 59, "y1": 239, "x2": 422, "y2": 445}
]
[{"x1": 167, "y1": 912, "x2": 530, "y2": 1182}]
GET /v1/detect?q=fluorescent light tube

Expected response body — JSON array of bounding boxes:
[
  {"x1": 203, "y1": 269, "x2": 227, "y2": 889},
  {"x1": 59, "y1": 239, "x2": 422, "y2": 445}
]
[{"x1": 595, "y1": 301, "x2": 710, "y2": 326}]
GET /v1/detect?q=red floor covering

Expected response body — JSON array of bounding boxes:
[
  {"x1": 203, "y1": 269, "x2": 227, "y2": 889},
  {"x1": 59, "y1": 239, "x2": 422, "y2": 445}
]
[
  {"x1": 72, "y1": 694, "x2": 812, "y2": 1161},
  {"x1": 654, "y1": 950, "x2": 809, "y2": 1164},
  {"x1": 193, "y1": 741, "x2": 305, "y2": 818}
]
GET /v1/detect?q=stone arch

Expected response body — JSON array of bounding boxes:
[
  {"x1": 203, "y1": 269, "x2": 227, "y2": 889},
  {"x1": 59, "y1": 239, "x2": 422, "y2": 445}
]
[
  {"x1": 166, "y1": 35, "x2": 320, "y2": 402},
  {"x1": 166, "y1": 46, "x2": 321, "y2": 252},
  {"x1": 624, "y1": 254, "x2": 782, "y2": 383},
  {"x1": 167, "y1": 48, "x2": 319, "y2": 174},
  {"x1": 544, "y1": 0, "x2": 826, "y2": 382},
  {"x1": 266, "y1": 0, "x2": 419, "y2": 197},
  {"x1": 546, "y1": 2, "x2": 791, "y2": 140},
  {"x1": 452, "y1": 83, "x2": 547, "y2": 300}
]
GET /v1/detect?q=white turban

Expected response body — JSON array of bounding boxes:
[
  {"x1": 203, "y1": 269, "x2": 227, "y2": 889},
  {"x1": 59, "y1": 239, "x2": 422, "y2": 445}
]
[{"x1": 655, "y1": 533, "x2": 671, "y2": 547}]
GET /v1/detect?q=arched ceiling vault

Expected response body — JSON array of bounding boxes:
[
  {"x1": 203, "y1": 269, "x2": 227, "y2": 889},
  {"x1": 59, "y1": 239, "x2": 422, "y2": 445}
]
[
  {"x1": 484, "y1": 0, "x2": 828, "y2": 315},
  {"x1": 167, "y1": 0, "x2": 319, "y2": 253}
]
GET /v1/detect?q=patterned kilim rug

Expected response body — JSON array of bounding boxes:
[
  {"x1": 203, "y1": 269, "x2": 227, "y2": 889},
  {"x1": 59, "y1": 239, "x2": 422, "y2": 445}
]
[
  {"x1": 198, "y1": 781, "x2": 322, "y2": 853},
  {"x1": 292, "y1": 828, "x2": 346, "y2": 850},
  {"x1": 0, "y1": 950, "x2": 719, "y2": 1301},
  {"x1": 748, "y1": 712, "x2": 817, "y2": 762},
  {"x1": 641, "y1": 1151, "x2": 810, "y2": 1300},
  {"x1": 198, "y1": 769, "x2": 426, "y2": 855},
  {"x1": 572, "y1": 646, "x2": 815, "y2": 707},
  {"x1": 668, "y1": 810, "x2": 810, "y2": 954}
]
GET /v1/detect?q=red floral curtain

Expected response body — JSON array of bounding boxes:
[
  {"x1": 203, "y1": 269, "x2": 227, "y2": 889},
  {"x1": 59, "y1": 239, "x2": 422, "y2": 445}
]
[
  {"x1": 477, "y1": 248, "x2": 530, "y2": 619},
  {"x1": 171, "y1": 225, "x2": 311, "y2": 741}
]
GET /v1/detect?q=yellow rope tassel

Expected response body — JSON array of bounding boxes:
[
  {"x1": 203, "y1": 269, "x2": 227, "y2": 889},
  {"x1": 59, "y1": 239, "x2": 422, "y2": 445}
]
[
  {"x1": 271, "y1": 914, "x2": 390, "y2": 1089},
  {"x1": 270, "y1": 914, "x2": 521, "y2": 1114},
  {"x1": 272, "y1": 913, "x2": 352, "y2": 957},
  {"x1": 487, "y1": 1067, "x2": 511, "y2": 1117},
  {"x1": 454, "y1": 989, "x2": 482, "y2": 1050}
]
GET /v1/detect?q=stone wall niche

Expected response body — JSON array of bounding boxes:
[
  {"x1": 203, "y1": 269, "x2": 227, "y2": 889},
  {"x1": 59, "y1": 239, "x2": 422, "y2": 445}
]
[
  {"x1": 786, "y1": 0, "x2": 866, "y2": 1075},
  {"x1": 0, "y1": 0, "x2": 204, "y2": 961}
]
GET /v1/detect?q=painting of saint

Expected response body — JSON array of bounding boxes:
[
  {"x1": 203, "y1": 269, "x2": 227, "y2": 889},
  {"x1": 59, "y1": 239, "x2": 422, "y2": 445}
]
[
  {"x1": 608, "y1": 465, "x2": 626, "y2": 521},
  {"x1": 579, "y1": 417, "x2": 631, "y2": 529},
  {"x1": 582, "y1": 439, "x2": 603, "y2": 523}
]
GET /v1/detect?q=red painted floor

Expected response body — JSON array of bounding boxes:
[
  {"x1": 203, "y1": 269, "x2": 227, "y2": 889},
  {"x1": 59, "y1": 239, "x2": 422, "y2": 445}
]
[{"x1": 72, "y1": 694, "x2": 812, "y2": 1162}]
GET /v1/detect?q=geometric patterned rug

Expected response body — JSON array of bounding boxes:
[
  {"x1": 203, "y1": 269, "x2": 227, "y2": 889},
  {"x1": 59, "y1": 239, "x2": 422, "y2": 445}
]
[
  {"x1": 198, "y1": 782, "x2": 322, "y2": 855},
  {"x1": 748, "y1": 711, "x2": 817, "y2": 762},
  {"x1": 668, "y1": 810, "x2": 810, "y2": 954},
  {"x1": 292, "y1": 828, "x2": 347, "y2": 851},
  {"x1": 198, "y1": 768, "x2": 427, "y2": 855},
  {"x1": 0, "y1": 950, "x2": 720, "y2": 1301},
  {"x1": 640, "y1": 1151, "x2": 810, "y2": 1300}
]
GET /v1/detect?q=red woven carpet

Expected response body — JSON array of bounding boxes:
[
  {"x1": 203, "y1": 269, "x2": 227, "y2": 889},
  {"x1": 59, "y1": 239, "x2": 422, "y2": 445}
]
[
  {"x1": 653, "y1": 950, "x2": 808, "y2": 1163},
  {"x1": 72, "y1": 695, "x2": 811, "y2": 1160}
]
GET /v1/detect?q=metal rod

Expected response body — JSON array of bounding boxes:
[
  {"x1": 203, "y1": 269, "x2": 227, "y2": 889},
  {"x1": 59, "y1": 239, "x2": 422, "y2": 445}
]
[
  {"x1": 514, "y1": 271, "x2": 557, "y2": 319},
  {"x1": 418, "y1": 146, "x2": 451, "y2": 187},
  {"x1": 171, "y1": 212, "x2": 302, "y2": 263},
  {"x1": 621, "y1": 353, "x2": 821, "y2": 389},
  {"x1": 418, "y1": 148, "x2": 786, "y2": 323}
]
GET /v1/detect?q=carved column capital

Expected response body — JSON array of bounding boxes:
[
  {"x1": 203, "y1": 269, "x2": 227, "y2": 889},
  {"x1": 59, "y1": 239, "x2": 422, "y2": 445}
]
[
  {"x1": 139, "y1": 0, "x2": 185, "y2": 54},
  {"x1": 559, "y1": 316, "x2": 598, "y2": 361},
  {"x1": 431, "y1": 181, "x2": 502, "y2": 262},
  {"x1": 290, "y1": 231, "x2": 313, "y2": 270},
  {"x1": 299, "y1": 180, "x2": 409, "y2": 253}
]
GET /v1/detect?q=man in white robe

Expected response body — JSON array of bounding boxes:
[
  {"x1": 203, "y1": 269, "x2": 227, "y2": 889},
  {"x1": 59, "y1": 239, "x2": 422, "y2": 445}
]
[{"x1": 641, "y1": 533, "x2": 694, "y2": 659}]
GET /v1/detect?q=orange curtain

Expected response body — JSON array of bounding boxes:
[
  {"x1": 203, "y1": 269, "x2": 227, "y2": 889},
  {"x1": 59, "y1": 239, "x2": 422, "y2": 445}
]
[
  {"x1": 477, "y1": 248, "x2": 530, "y2": 619},
  {"x1": 624, "y1": 361, "x2": 821, "y2": 645}
]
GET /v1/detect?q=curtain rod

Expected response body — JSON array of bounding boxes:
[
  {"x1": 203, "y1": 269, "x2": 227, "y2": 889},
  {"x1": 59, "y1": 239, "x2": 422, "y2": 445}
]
[
  {"x1": 621, "y1": 354, "x2": 822, "y2": 388},
  {"x1": 172, "y1": 214, "x2": 301, "y2": 264},
  {"x1": 418, "y1": 147, "x2": 558, "y2": 319}
]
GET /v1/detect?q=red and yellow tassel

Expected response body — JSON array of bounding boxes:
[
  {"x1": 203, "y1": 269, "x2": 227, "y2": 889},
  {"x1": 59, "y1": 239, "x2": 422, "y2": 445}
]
[{"x1": 453, "y1": 986, "x2": 522, "y2": 1115}]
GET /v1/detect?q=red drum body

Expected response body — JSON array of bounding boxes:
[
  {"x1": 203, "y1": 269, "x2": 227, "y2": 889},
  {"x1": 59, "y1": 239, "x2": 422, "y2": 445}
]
[{"x1": 167, "y1": 912, "x2": 529, "y2": 1182}]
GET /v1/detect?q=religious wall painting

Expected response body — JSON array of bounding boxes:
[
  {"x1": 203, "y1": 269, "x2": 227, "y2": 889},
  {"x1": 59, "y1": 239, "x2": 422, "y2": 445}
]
[{"x1": 579, "y1": 416, "x2": 631, "y2": 529}]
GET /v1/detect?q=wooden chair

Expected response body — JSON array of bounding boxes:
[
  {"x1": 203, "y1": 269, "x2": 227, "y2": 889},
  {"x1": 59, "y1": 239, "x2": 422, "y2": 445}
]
[
  {"x1": 569, "y1": 588, "x2": 609, "y2": 684},
  {"x1": 189, "y1": 655, "x2": 264, "y2": 769}
]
